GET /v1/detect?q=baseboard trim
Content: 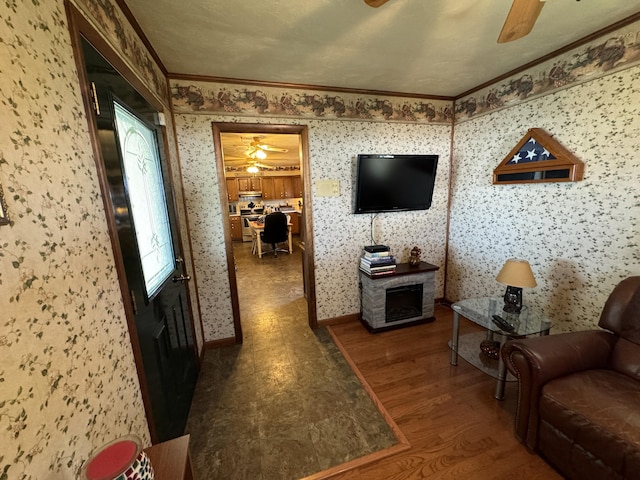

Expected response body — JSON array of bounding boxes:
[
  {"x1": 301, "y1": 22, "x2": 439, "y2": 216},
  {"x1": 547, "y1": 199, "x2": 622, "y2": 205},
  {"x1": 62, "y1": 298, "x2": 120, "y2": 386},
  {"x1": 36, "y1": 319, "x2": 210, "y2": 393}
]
[
  {"x1": 317, "y1": 313, "x2": 360, "y2": 326},
  {"x1": 203, "y1": 337, "x2": 237, "y2": 350},
  {"x1": 438, "y1": 297, "x2": 453, "y2": 306}
]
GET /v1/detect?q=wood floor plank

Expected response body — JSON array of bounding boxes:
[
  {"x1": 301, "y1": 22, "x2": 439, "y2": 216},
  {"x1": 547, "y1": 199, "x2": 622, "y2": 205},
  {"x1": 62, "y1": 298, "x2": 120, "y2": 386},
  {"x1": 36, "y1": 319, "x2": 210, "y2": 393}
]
[{"x1": 327, "y1": 304, "x2": 561, "y2": 479}]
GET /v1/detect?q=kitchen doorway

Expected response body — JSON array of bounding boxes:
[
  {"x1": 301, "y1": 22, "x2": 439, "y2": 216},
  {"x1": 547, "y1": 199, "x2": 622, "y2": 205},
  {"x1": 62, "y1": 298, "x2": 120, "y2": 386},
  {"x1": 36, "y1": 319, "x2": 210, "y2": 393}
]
[{"x1": 211, "y1": 123, "x2": 317, "y2": 342}]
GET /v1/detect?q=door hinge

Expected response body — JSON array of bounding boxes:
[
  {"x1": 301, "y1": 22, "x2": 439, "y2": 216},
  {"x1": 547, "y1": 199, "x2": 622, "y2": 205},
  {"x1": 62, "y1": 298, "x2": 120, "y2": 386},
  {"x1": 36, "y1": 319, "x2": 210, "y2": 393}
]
[
  {"x1": 130, "y1": 290, "x2": 138, "y2": 315},
  {"x1": 90, "y1": 82, "x2": 100, "y2": 115}
]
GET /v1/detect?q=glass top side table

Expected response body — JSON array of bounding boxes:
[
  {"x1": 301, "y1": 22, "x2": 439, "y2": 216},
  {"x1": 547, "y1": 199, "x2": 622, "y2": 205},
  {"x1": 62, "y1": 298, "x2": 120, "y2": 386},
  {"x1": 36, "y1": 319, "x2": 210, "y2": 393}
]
[{"x1": 449, "y1": 297, "x2": 552, "y2": 400}]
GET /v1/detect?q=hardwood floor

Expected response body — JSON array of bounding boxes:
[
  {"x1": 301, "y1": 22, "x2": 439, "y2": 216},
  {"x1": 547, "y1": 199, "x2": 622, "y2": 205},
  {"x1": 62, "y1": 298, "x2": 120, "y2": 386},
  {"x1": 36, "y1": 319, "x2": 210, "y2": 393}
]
[{"x1": 326, "y1": 306, "x2": 562, "y2": 480}]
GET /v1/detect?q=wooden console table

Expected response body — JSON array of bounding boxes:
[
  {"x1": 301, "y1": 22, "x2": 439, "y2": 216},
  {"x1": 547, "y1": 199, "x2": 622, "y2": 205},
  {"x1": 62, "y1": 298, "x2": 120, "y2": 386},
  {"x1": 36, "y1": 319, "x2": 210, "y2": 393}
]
[{"x1": 144, "y1": 434, "x2": 194, "y2": 480}]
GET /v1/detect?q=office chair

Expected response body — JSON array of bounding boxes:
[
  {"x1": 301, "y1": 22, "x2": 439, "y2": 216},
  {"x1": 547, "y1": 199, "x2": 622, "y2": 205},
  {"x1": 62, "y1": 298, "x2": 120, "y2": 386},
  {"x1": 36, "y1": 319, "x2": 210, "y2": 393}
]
[{"x1": 259, "y1": 212, "x2": 289, "y2": 257}]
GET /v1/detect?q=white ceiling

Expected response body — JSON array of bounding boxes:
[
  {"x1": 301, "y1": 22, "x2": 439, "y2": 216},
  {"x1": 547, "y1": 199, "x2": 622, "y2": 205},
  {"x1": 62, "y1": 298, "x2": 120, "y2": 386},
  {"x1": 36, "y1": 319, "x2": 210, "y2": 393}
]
[
  {"x1": 124, "y1": 0, "x2": 640, "y2": 97},
  {"x1": 220, "y1": 133, "x2": 301, "y2": 170}
]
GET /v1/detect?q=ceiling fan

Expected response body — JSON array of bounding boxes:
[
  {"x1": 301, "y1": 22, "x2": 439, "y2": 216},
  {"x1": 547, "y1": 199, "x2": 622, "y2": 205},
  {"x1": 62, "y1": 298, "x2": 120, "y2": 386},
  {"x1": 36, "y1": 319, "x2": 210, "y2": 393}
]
[
  {"x1": 248, "y1": 136, "x2": 288, "y2": 154},
  {"x1": 363, "y1": 0, "x2": 548, "y2": 43}
]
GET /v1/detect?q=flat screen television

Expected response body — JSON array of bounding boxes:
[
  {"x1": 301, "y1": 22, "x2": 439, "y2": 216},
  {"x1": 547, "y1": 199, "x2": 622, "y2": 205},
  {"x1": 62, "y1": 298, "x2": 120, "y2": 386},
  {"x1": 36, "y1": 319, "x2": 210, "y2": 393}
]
[{"x1": 354, "y1": 154, "x2": 438, "y2": 214}]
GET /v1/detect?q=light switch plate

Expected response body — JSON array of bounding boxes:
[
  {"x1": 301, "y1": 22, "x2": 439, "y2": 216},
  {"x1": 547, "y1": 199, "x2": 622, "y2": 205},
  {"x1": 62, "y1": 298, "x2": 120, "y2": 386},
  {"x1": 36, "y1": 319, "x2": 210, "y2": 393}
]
[{"x1": 316, "y1": 179, "x2": 339, "y2": 197}]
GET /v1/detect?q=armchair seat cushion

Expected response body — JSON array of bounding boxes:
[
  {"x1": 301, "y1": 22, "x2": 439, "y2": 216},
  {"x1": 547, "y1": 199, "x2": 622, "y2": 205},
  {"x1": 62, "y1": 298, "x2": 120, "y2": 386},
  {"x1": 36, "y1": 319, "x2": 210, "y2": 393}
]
[{"x1": 538, "y1": 369, "x2": 640, "y2": 479}]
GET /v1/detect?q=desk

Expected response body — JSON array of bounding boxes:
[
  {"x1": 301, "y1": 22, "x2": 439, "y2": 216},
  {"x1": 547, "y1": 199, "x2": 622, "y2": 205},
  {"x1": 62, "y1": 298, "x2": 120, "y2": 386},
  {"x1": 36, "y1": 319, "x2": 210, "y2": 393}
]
[
  {"x1": 249, "y1": 220, "x2": 292, "y2": 258},
  {"x1": 449, "y1": 297, "x2": 551, "y2": 400}
]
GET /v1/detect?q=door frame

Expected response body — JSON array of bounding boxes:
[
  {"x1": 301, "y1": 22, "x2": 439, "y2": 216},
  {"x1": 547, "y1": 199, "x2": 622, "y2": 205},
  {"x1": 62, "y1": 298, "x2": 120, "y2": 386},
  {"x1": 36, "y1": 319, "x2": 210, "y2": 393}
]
[
  {"x1": 212, "y1": 122, "x2": 317, "y2": 341},
  {"x1": 66, "y1": 2, "x2": 199, "y2": 442}
]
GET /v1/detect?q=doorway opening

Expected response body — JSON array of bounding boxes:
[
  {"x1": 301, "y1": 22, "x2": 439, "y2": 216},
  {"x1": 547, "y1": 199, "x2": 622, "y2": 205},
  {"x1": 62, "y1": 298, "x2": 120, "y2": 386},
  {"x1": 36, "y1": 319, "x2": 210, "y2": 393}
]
[{"x1": 212, "y1": 123, "x2": 317, "y2": 342}]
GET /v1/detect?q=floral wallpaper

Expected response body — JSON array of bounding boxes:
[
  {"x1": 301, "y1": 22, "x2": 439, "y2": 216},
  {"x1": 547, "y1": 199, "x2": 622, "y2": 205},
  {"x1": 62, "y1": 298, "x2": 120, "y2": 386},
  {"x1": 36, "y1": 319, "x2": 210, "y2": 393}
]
[
  {"x1": 73, "y1": 0, "x2": 167, "y2": 105},
  {"x1": 159, "y1": 110, "x2": 204, "y2": 351},
  {"x1": 449, "y1": 64, "x2": 640, "y2": 333},
  {"x1": 172, "y1": 104, "x2": 452, "y2": 342},
  {"x1": 172, "y1": 114, "x2": 236, "y2": 340},
  {"x1": 455, "y1": 19, "x2": 640, "y2": 122},
  {"x1": 171, "y1": 80, "x2": 453, "y2": 125},
  {"x1": 0, "y1": 0, "x2": 186, "y2": 478},
  {"x1": 305, "y1": 120, "x2": 451, "y2": 320}
]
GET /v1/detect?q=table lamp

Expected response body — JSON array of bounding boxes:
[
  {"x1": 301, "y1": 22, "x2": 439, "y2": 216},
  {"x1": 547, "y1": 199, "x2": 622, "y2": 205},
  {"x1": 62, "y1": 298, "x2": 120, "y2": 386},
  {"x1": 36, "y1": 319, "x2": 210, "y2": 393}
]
[{"x1": 496, "y1": 259, "x2": 537, "y2": 313}]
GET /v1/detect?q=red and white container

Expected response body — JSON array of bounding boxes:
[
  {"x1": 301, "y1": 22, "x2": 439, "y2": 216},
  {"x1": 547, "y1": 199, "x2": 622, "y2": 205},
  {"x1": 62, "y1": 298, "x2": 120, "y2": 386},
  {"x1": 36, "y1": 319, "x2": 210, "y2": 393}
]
[{"x1": 80, "y1": 435, "x2": 154, "y2": 480}]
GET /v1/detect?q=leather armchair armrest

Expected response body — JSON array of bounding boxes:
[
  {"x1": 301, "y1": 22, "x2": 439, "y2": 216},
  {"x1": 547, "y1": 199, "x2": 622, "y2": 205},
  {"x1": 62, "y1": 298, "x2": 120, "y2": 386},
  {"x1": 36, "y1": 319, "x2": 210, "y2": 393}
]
[{"x1": 501, "y1": 330, "x2": 617, "y2": 449}]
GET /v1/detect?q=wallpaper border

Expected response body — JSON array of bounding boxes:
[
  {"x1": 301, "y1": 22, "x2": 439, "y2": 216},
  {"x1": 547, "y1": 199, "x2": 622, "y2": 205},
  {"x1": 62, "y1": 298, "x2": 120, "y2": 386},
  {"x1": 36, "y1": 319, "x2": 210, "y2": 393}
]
[
  {"x1": 455, "y1": 19, "x2": 640, "y2": 123},
  {"x1": 170, "y1": 80, "x2": 454, "y2": 125}
]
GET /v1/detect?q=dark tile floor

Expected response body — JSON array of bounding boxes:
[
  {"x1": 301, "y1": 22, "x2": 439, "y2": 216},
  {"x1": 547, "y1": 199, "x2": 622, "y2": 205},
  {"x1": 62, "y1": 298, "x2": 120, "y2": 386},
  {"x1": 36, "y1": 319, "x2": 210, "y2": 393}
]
[{"x1": 185, "y1": 240, "x2": 396, "y2": 479}]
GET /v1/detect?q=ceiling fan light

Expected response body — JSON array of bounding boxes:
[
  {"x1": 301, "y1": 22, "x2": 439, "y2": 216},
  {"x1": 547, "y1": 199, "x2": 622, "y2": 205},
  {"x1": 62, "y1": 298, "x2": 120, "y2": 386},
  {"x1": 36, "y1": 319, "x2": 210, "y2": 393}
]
[
  {"x1": 247, "y1": 165, "x2": 259, "y2": 173},
  {"x1": 254, "y1": 149, "x2": 267, "y2": 160}
]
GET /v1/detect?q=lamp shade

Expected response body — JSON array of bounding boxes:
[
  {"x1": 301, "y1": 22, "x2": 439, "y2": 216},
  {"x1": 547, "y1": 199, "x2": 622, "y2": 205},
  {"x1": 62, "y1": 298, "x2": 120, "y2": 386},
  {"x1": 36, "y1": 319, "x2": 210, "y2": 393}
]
[{"x1": 496, "y1": 259, "x2": 537, "y2": 288}]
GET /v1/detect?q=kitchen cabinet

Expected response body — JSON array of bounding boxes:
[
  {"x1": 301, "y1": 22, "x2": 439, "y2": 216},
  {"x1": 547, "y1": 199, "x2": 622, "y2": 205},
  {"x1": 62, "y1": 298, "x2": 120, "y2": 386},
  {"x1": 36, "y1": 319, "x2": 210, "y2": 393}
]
[
  {"x1": 272, "y1": 177, "x2": 294, "y2": 199},
  {"x1": 283, "y1": 176, "x2": 295, "y2": 198},
  {"x1": 261, "y1": 175, "x2": 301, "y2": 200},
  {"x1": 226, "y1": 178, "x2": 239, "y2": 202},
  {"x1": 273, "y1": 177, "x2": 285, "y2": 199},
  {"x1": 261, "y1": 177, "x2": 275, "y2": 199},
  {"x1": 292, "y1": 176, "x2": 303, "y2": 197},
  {"x1": 229, "y1": 215, "x2": 242, "y2": 240},
  {"x1": 237, "y1": 177, "x2": 261, "y2": 192}
]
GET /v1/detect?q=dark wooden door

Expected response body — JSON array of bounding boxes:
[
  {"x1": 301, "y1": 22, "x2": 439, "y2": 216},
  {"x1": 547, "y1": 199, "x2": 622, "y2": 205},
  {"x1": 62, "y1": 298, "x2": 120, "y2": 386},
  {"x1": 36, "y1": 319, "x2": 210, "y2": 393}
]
[{"x1": 81, "y1": 38, "x2": 198, "y2": 441}]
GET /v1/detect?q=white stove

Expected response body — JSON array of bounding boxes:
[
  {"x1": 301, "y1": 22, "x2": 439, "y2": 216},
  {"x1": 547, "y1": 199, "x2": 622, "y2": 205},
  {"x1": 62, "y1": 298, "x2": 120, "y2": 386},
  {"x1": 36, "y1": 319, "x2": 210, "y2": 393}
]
[{"x1": 238, "y1": 200, "x2": 264, "y2": 242}]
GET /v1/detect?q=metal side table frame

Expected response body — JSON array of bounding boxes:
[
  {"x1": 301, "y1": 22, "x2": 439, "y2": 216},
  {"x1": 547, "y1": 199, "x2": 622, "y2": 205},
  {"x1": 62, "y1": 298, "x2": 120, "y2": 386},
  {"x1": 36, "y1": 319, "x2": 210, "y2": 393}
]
[{"x1": 449, "y1": 297, "x2": 551, "y2": 400}]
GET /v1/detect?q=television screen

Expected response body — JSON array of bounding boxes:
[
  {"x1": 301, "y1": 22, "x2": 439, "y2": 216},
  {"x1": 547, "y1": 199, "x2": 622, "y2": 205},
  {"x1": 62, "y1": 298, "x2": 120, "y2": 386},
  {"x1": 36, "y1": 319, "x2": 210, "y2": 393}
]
[{"x1": 354, "y1": 154, "x2": 438, "y2": 214}]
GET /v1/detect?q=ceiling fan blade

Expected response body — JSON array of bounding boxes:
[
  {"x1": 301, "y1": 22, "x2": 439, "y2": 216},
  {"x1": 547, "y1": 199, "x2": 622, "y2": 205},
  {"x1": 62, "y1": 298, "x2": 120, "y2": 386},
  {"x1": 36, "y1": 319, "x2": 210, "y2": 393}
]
[
  {"x1": 260, "y1": 145, "x2": 288, "y2": 152},
  {"x1": 250, "y1": 137, "x2": 288, "y2": 152},
  {"x1": 498, "y1": 0, "x2": 545, "y2": 43},
  {"x1": 364, "y1": 0, "x2": 390, "y2": 7}
]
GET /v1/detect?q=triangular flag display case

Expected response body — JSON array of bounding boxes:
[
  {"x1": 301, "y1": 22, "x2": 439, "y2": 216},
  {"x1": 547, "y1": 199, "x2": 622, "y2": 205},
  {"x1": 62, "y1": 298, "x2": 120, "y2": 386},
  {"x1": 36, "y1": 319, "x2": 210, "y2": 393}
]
[{"x1": 493, "y1": 128, "x2": 584, "y2": 185}]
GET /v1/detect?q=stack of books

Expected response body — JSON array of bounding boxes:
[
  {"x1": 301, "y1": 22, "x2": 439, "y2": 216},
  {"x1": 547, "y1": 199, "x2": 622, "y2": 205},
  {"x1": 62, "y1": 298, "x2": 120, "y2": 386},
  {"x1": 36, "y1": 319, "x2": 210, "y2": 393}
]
[{"x1": 359, "y1": 245, "x2": 396, "y2": 276}]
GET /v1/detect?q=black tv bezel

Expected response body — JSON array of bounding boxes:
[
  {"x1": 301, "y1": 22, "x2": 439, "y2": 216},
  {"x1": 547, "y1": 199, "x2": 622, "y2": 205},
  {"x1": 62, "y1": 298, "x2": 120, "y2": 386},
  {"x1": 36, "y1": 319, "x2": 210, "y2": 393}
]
[{"x1": 354, "y1": 154, "x2": 438, "y2": 214}]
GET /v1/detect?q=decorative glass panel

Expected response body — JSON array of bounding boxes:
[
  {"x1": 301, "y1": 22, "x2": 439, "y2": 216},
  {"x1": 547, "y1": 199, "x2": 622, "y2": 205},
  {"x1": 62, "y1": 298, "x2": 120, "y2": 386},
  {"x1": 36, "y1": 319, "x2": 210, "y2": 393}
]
[{"x1": 114, "y1": 101, "x2": 175, "y2": 298}]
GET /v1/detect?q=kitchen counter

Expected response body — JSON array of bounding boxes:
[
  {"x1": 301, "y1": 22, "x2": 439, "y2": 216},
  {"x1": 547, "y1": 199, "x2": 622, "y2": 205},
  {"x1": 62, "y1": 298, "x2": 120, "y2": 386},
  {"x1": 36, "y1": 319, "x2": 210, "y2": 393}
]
[{"x1": 278, "y1": 208, "x2": 301, "y2": 214}]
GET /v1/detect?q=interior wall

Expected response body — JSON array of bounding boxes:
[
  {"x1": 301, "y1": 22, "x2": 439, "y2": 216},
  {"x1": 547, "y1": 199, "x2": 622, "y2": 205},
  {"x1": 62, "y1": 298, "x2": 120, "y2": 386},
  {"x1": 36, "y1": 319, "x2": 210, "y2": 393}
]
[
  {"x1": 449, "y1": 64, "x2": 640, "y2": 332},
  {"x1": 173, "y1": 112, "x2": 452, "y2": 342},
  {"x1": 0, "y1": 1, "x2": 182, "y2": 478}
]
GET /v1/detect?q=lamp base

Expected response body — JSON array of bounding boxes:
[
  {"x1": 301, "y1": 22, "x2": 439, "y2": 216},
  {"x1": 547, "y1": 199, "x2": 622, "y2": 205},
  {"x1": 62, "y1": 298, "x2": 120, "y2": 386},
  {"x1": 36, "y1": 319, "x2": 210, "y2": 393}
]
[{"x1": 503, "y1": 286, "x2": 523, "y2": 314}]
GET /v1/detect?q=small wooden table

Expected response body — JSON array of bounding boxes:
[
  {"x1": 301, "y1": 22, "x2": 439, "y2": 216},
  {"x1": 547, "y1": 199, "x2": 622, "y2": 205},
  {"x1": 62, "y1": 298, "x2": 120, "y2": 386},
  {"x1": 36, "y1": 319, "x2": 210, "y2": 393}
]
[
  {"x1": 143, "y1": 434, "x2": 194, "y2": 480},
  {"x1": 249, "y1": 220, "x2": 292, "y2": 257}
]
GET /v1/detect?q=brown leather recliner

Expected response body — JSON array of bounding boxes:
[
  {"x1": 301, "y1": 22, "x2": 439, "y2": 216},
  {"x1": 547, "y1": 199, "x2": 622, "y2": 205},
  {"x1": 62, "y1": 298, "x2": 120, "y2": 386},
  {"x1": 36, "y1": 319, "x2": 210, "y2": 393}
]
[{"x1": 502, "y1": 276, "x2": 640, "y2": 480}]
